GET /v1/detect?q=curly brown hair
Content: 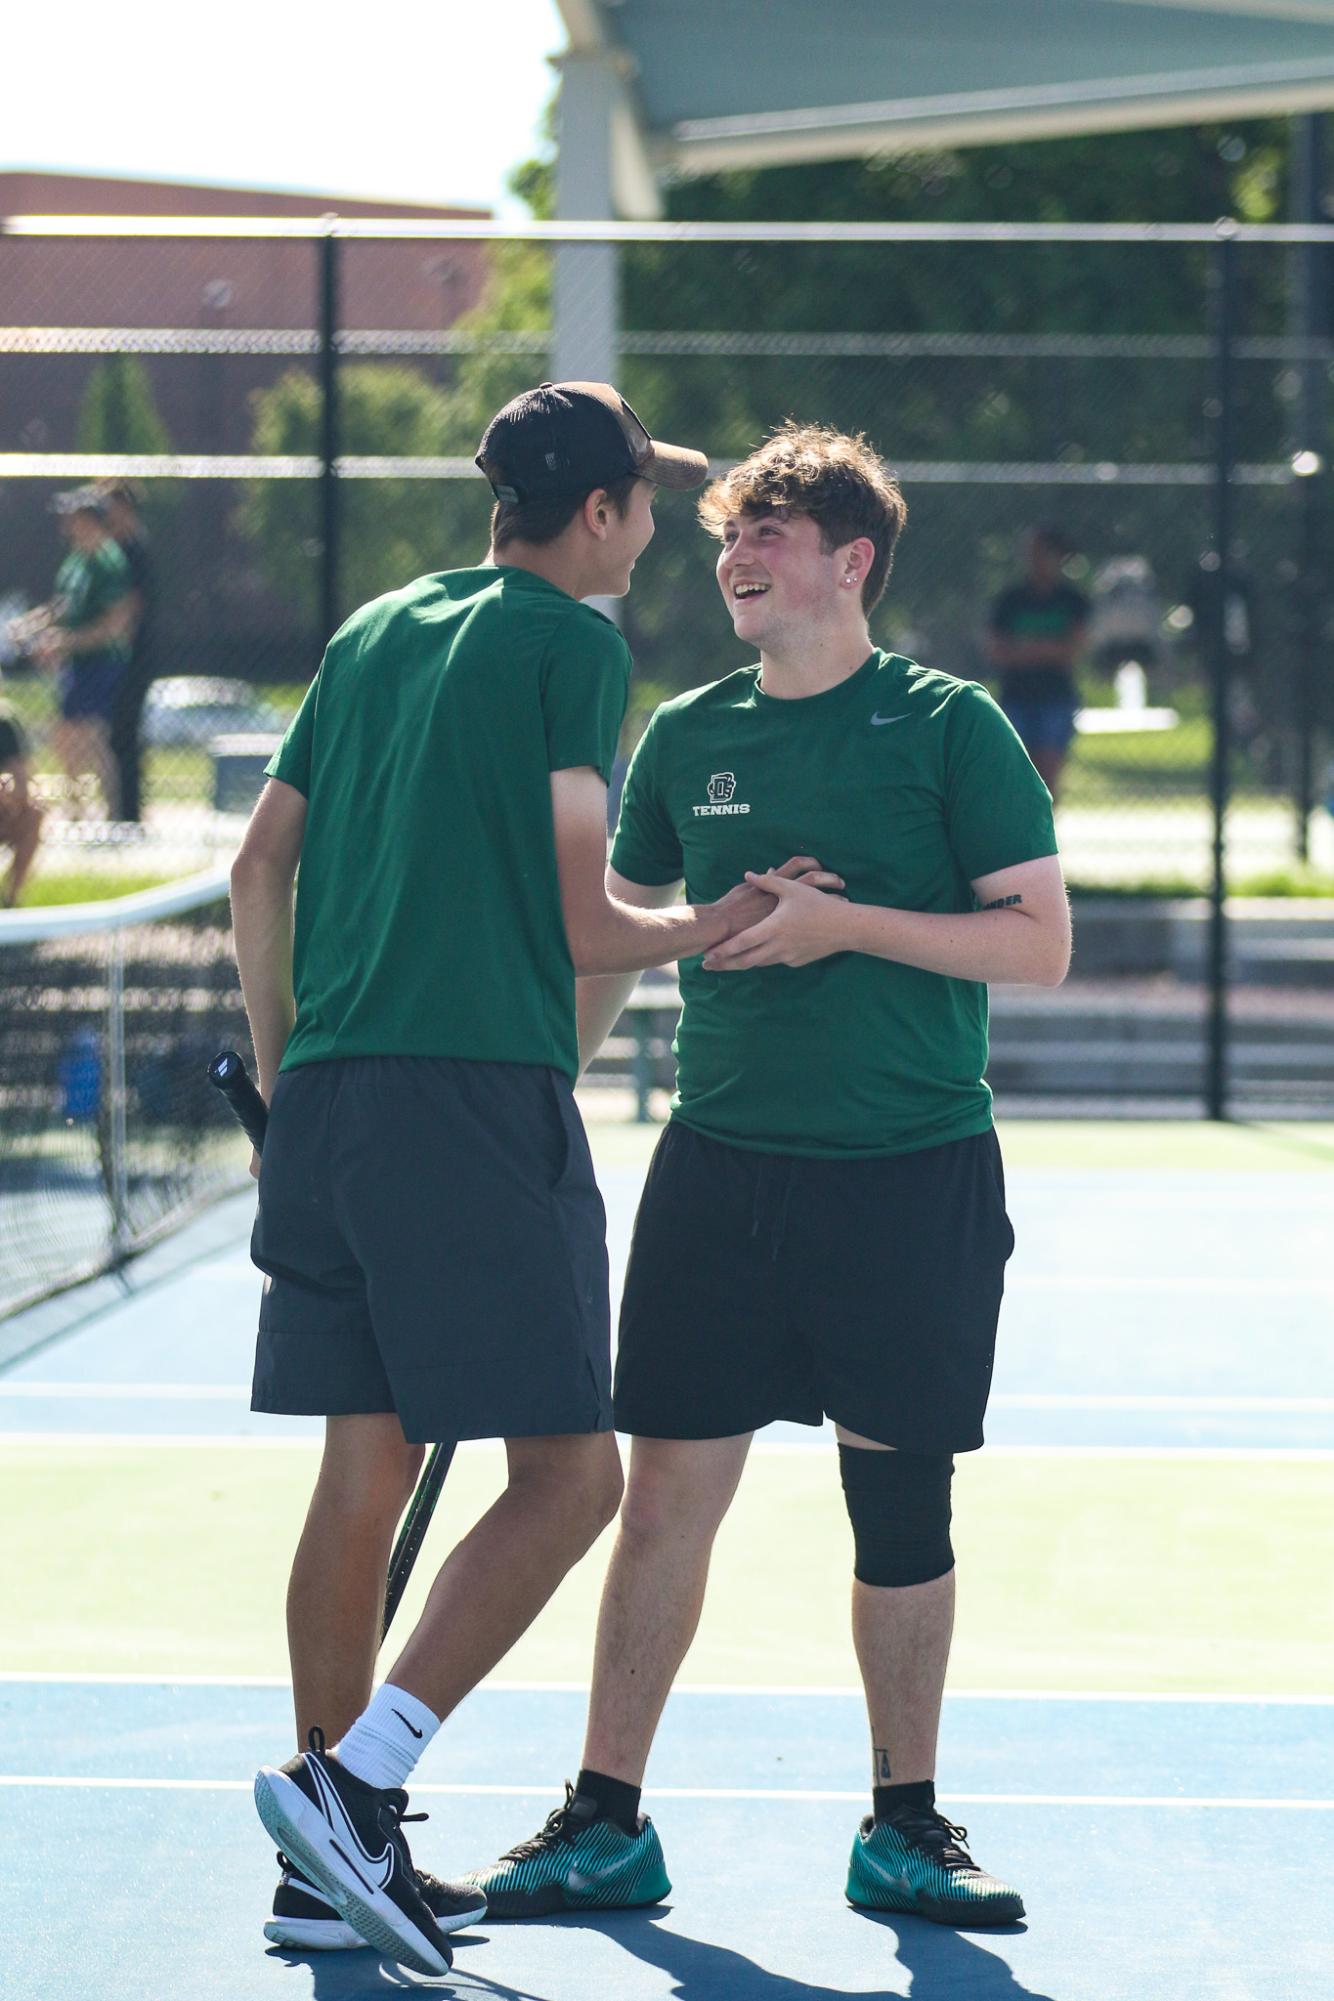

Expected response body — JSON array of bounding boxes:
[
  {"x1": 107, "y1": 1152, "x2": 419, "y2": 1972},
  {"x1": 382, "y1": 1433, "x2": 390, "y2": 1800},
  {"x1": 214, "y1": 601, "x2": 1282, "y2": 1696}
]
[{"x1": 697, "y1": 421, "x2": 907, "y2": 611}]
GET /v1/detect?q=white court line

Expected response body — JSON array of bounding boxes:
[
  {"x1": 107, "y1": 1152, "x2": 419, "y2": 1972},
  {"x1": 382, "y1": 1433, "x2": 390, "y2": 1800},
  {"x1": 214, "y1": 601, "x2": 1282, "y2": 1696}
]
[
  {"x1": 73, "y1": 1259, "x2": 1334, "y2": 1299},
  {"x1": 2, "y1": 1672, "x2": 1330, "y2": 1704},
  {"x1": 0, "y1": 1383, "x2": 251, "y2": 1400},
  {"x1": 992, "y1": 1393, "x2": 1334, "y2": 1414},
  {"x1": 4, "y1": 1433, "x2": 1332, "y2": 1460},
  {"x1": 2, "y1": 1775, "x2": 1330, "y2": 1810},
  {"x1": 0, "y1": 1433, "x2": 319, "y2": 1448},
  {"x1": 956, "y1": 1446, "x2": 1334, "y2": 1462},
  {"x1": 1008, "y1": 1275, "x2": 1334, "y2": 1298},
  {"x1": 3, "y1": 1384, "x2": 1332, "y2": 1415}
]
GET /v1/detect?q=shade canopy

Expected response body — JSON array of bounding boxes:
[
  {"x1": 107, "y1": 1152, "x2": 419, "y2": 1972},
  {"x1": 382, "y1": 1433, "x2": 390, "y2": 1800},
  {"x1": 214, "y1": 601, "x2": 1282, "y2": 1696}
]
[{"x1": 555, "y1": 0, "x2": 1334, "y2": 214}]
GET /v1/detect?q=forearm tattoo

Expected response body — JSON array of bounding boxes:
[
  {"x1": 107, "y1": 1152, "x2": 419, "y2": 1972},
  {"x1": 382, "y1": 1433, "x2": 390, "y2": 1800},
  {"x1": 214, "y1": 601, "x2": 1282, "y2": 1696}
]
[{"x1": 981, "y1": 893, "x2": 1024, "y2": 910}]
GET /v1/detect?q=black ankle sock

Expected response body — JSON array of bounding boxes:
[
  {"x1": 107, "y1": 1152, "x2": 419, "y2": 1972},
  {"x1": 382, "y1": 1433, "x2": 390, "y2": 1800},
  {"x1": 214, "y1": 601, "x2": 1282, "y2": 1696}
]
[
  {"x1": 575, "y1": 1767, "x2": 642, "y2": 1836},
  {"x1": 874, "y1": 1779, "x2": 936, "y2": 1822}
]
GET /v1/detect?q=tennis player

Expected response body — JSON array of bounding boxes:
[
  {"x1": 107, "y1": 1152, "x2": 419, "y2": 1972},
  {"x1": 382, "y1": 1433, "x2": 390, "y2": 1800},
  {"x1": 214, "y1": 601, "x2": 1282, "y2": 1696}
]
[
  {"x1": 233, "y1": 383, "x2": 839, "y2": 1977},
  {"x1": 27, "y1": 488, "x2": 134, "y2": 818},
  {"x1": 463, "y1": 422, "x2": 1070, "y2": 1929}
]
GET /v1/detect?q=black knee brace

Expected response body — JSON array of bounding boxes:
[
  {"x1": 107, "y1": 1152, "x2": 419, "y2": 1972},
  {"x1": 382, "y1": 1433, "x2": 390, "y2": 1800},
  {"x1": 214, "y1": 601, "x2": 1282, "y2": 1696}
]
[{"x1": 838, "y1": 1444, "x2": 955, "y2": 1588}]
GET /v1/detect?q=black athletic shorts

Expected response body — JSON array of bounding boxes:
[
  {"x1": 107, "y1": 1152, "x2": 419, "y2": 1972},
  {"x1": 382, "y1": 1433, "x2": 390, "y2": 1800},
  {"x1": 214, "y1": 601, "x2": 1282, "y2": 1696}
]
[
  {"x1": 613, "y1": 1123, "x2": 1014, "y2": 1452},
  {"x1": 251, "y1": 1056, "x2": 611, "y2": 1444}
]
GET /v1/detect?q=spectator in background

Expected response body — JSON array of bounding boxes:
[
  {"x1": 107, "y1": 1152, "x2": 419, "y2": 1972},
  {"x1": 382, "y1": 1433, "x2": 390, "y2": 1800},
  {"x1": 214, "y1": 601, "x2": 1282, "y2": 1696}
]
[
  {"x1": 987, "y1": 527, "x2": 1090, "y2": 798},
  {"x1": 0, "y1": 706, "x2": 43, "y2": 906},
  {"x1": 100, "y1": 480, "x2": 156, "y2": 825},
  {"x1": 30, "y1": 489, "x2": 134, "y2": 818}
]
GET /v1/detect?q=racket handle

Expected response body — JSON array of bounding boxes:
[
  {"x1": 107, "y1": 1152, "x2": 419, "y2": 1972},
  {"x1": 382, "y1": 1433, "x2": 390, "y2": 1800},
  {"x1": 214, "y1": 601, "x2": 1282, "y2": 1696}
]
[{"x1": 208, "y1": 1049, "x2": 270, "y2": 1154}]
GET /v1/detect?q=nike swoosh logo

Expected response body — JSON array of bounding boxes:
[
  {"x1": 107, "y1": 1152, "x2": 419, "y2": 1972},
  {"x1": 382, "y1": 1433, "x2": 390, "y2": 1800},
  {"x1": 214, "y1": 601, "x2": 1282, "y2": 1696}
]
[
  {"x1": 870, "y1": 713, "x2": 909, "y2": 726},
  {"x1": 307, "y1": 1756, "x2": 395, "y2": 1892},
  {"x1": 567, "y1": 1858, "x2": 632, "y2": 1894},
  {"x1": 861, "y1": 1853, "x2": 917, "y2": 1898},
  {"x1": 392, "y1": 1709, "x2": 424, "y2": 1740}
]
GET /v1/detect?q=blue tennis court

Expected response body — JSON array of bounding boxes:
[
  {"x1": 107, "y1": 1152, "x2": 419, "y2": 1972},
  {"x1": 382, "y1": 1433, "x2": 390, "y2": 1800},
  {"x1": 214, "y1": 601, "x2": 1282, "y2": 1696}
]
[
  {"x1": 1, "y1": 1122, "x2": 1331, "y2": 1999},
  {"x1": 4, "y1": 1681, "x2": 1332, "y2": 2000}
]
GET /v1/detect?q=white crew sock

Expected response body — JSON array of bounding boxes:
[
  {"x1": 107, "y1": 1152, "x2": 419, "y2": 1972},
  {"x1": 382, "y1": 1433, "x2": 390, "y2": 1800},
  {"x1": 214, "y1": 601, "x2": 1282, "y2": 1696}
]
[{"x1": 333, "y1": 1683, "x2": 442, "y2": 1792}]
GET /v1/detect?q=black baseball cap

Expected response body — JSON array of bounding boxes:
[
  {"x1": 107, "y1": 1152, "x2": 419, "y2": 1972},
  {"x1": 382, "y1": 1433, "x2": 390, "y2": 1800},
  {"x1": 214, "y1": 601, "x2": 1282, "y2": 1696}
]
[{"x1": 476, "y1": 381, "x2": 708, "y2": 506}]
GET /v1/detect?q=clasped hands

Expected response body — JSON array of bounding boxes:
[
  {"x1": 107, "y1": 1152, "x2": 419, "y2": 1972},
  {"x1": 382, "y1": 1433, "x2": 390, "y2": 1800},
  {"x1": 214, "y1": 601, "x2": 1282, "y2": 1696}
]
[{"x1": 705, "y1": 854, "x2": 849, "y2": 972}]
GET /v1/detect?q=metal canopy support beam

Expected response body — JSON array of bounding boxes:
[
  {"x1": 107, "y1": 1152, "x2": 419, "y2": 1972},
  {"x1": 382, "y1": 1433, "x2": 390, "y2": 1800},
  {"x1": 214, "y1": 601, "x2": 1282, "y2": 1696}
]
[
  {"x1": 553, "y1": 51, "x2": 620, "y2": 387},
  {"x1": 662, "y1": 70, "x2": 1334, "y2": 174},
  {"x1": 553, "y1": 49, "x2": 631, "y2": 629}
]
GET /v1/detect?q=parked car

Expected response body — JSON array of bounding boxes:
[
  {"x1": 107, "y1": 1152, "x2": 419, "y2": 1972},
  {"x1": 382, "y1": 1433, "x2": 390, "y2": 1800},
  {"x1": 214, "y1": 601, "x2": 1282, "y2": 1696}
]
[{"x1": 142, "y1": 677, "x2": 288, "y2": 749}]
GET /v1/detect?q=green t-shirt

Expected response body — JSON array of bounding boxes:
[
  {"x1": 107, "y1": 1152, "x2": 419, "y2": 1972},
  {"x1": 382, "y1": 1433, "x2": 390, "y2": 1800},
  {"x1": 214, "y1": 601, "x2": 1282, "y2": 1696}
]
[
  {"x1": 55, "y1": 541, "x2": 131, "y2": 655},
  {"x1": 268, "y1": 566, "x2": 630, "y2": 1079},
  {"x1": 610, "y1": 650, "x2": 1058, "y2": 1159}
]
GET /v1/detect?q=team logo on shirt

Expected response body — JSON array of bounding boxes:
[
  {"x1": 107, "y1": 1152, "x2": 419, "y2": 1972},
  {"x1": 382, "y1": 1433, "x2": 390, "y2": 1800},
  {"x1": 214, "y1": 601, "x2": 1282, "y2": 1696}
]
[{"x1": 694, "y1": 771, "x2": 750, "y2": 817}]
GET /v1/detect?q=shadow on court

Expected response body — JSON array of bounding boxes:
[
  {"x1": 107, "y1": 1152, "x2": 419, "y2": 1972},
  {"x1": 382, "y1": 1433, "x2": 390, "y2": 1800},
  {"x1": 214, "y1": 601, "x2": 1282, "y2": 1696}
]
[
  {"x1": 853, "y1": 1910, "x2": 1058, "y2": 2001},
  {"x1": 265, "y1": 1907, "x2": 1057, "y2": 2001},
  {"x1": 510, "y1": 1910, "x2": 1050, "y2": 2001}
]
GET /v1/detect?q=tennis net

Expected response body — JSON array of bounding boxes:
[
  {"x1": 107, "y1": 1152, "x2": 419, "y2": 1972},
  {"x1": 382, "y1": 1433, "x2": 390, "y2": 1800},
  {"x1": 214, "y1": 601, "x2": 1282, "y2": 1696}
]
[{"x1": 0, "y1": 870, "x2": 250, "y2": 1320}]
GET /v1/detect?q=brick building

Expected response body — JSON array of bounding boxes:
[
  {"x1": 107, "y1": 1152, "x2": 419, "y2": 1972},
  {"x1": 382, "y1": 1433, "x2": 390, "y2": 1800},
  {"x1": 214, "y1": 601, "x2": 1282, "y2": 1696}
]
[
  {"x1": 0, "y1": 171, "x2": 493, "y2": 453},
  {"x1": 0, "y1": 172, "x2": 503, "y2": 677}
]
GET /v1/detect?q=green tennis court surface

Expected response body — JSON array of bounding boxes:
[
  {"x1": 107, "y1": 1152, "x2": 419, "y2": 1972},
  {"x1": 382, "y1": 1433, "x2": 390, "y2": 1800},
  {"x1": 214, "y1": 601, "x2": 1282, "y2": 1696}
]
[{"x1": 1, "y1": 1119, "x2": 1331, "y2": 2000}]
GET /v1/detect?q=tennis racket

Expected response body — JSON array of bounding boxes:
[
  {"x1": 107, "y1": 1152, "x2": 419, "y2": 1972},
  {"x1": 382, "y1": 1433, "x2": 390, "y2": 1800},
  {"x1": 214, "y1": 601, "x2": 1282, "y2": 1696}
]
[
  {"x1": 207, "y1": 1048, "x2": 453, "y2": 1641},
  {"x1": 207, "y1": 1049, "x2": 269, "y2": 1151}
]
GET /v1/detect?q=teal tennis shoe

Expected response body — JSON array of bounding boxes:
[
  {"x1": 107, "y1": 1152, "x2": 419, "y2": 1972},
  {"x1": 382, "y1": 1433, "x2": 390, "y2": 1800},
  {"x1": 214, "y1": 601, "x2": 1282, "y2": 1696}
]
[
  {"x1": 460, "y1": 1784, "x2": 670, "y2": 1917},
  {"x1": 847, "y1": 1807, "x2": 1025, "y2": 1926}
]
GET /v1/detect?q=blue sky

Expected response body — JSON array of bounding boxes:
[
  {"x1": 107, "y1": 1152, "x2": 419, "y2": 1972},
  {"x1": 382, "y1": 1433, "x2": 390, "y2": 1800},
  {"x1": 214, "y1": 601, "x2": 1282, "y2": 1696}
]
[{"x1": 5, "y1": 0, "x2": 566, "y2": 212}]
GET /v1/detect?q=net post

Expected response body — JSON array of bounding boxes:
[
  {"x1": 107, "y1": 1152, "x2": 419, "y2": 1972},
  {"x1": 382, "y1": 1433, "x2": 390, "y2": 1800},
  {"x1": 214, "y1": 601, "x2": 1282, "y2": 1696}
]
[
  {"x1": 107, "y1": 931, "x2": 130, "y2": 1260},
  {"x1": 1206, "y1": 224, "x2": 1237, "y2": 1124}
]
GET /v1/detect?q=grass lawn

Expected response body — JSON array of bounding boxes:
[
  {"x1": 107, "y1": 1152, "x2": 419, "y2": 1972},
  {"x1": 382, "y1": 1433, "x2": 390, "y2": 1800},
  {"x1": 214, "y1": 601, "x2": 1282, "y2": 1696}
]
[{"x1": 16, "y1": 870, "x2": 178, "y2": 906}]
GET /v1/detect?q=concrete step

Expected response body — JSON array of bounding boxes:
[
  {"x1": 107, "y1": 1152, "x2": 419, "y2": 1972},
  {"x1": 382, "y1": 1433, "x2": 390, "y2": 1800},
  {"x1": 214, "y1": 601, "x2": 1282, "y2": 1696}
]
[
  {"x1": 989, "y1": 1012, "x2": 1334, "y2": 1050},
  {"x1": 590, "y1": 1032, "x2": 1334, "y2": 1100},
  {"x1": 1235, "y1": 941, "x2": 1334, "y2": 989},
  {"x1": 989, "y1": 1050, "x2": 1334, "y2": 1092}
]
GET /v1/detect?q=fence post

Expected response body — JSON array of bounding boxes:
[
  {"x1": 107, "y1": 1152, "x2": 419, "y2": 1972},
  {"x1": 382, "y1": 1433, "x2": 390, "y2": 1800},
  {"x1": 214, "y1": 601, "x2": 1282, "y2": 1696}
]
[
  {"x1": 1292, "y1": 113, "x2": 1327, "y2": 861},
  {"x1": 318, "y1": 224, "x2": 341, "y2": 648},
  {"x1": 1206, "y1": 223, "x2": 1237, "y2": 1122}
]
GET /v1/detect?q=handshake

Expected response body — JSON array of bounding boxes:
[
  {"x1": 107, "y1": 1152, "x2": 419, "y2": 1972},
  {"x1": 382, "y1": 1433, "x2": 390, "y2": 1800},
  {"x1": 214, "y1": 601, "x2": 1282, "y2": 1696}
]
[{"x1": 703, "y1": 853, "x2": 849, "y2": 972}]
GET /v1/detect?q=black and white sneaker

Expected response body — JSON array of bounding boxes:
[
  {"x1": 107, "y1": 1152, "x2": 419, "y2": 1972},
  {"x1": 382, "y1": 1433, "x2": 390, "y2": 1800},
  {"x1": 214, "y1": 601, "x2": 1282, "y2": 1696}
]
[
  {"x1": 265, "y1": 1854, "x2": 355, "y2": 1951},
  {"x1": 264, "y1": 1850, "x2": 487, "y2": 1951},
  {"x1": 254, "y1": 1728, "x2": 454, "y2": 1976}
]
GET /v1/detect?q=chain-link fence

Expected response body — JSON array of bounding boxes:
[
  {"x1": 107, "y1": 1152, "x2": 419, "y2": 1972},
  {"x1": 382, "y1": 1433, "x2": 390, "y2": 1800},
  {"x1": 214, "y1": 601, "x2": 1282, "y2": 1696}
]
[{"x1": 2, "y1": 217, "x2": 1332, "y2": 1114}]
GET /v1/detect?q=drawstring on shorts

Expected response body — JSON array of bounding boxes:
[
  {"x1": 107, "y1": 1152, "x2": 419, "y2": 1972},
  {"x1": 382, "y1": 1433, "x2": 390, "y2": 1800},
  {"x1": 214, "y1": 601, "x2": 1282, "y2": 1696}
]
[{"x1": 749, "y1": 1157, "x2": 799, "y2": 1263}]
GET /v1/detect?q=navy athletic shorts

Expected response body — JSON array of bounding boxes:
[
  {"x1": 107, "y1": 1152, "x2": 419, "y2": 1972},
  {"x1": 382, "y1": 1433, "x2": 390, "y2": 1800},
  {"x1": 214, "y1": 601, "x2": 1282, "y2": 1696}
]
[
  {"x1": 613, "y1": 1122, "x2": 1014, "y2": 1452},
  {"x1": 251, "y1": 1056, "x2": 612, "y2": 1443},
  {"x1": 999, "y1": 689, "x2": 1078, "y2": 754},
  {"x1": 59, "y1": 654, "x2": 125, "y2": 723}
]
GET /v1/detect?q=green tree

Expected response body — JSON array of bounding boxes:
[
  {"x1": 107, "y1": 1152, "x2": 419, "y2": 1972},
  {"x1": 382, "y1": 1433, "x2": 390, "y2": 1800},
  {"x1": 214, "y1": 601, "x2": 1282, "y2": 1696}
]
[
  {"x1": 239, "y1": 364, "x2": 488, "y2": 623},
  {"x1": 76, "y1": 354, "x2": 173, "y2": 456},
  {"x1": 238, "y1": 240, "x2": 556, "y2": 628},
  {"x1": 514, "y1": 119, "x2": 1311, "y2": 699}
]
